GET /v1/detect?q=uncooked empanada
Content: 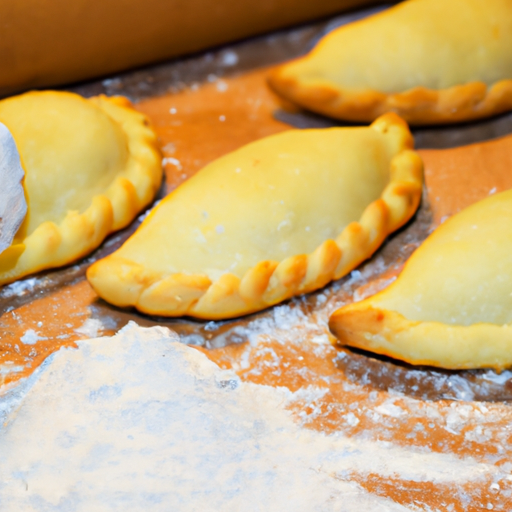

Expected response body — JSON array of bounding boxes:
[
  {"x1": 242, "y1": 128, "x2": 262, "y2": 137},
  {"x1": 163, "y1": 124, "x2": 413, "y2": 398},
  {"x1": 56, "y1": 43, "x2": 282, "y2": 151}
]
[
  {"x1": 87, "y1": 113, "x2": 422, "y2": 320},
  {"x1": 269, "y1": 0, "x2": 512, "y2": 125},
  {"x1": 0, "y1": 91, "x2": 162, "y2": 285},
  {"x1": 329, "y1": 190, "x2": 512, "y2": 371}
]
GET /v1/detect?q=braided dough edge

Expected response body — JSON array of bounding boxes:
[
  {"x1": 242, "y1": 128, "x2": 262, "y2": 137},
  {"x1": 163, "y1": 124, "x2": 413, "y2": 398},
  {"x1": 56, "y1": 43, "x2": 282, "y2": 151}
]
[
  {"x1": 269, "y1": 68, "x2": 512, "y2": 126},
  {"x1": 87, "y1": 113, "x2": 423, "y2": 320}
]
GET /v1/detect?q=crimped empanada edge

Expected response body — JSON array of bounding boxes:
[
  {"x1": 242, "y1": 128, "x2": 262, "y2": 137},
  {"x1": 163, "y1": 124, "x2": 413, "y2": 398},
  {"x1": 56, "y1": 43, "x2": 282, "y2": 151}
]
[
  {"x1": 268, "y1": 68, "x2": 512, "y2": 125},
  {"x1": 0, "y1": 94, "x2": 162, "y2": 286},
  {"x1": 87, "y1": 113, "x2": 423, "y2": 320},
  {"x1": 329, "y1": 305, "x2": 512, "y2": 371}
]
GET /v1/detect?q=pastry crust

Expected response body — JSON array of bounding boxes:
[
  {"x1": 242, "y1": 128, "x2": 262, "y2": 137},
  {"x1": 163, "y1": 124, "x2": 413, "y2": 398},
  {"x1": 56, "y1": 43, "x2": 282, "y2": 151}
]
[
  {"x1": 0, "y1": 91, "x2": 162, "y2": 285},
  {"x1": 87, "y1": 113, "x2": 423, "y2": 319},
  {"x1": 329, "y1": 189, "x2": 512, "y2": 371},
  {"x1": 269, "y1": 0, "x2": 512, "y2": 125}
]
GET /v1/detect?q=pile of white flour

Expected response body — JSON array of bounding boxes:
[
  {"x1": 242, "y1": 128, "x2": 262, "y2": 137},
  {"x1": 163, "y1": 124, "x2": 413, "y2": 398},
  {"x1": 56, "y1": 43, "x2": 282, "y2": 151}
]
[{"x1": 0, "y1": 323, "x2": 500, "y2": 511}]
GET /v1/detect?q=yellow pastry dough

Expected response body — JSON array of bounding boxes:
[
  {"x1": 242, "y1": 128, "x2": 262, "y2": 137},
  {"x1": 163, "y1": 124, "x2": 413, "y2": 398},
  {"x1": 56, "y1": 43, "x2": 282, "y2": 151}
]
[
  {"x1": 269, "y1": 0, "x2": 512, "y2": 125},
  {"x1": 329, "y1": 189, "x2": 512, "y2": 371},
  {"x1": 87, "y1": 113, "x2": 422, "y2": 319},
  {"x1": 0, "y1": 91, "x2": 162, "y2": 285}
]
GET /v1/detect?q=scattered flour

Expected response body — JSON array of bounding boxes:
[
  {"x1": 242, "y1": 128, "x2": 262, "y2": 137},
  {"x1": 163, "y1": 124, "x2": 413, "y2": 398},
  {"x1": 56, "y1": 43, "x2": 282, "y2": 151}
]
[
  {"x1": 20, "y1": 329, "x2": 46, "y2": 345},
  {"x1": 74, "y1": 318, "x2": 104, "y2": 339},
  {"x1": 220, "y1": 49, "x2": 238, "y2": 66},
  {"x1": 162, "y1": 156, "x2": 182, "y2": 170},
  {"x1": 216, "y1": 80, "x2": 228, "y2": 92},
  {"x1": 0, "y1": 324, "x2": 501, "y2": 511},
  {"x1": 162, "y1": 142, "x2": 176, "y2": 154},
  {"x1": 1, "y1": 277, "x2": 41, "y2": 299},
  {"x1": 344, "y1": 412, "x2": 360, "y2": 427},
  {"x1": 375, "y1": 400, "x2": 406, "y2": 418}
]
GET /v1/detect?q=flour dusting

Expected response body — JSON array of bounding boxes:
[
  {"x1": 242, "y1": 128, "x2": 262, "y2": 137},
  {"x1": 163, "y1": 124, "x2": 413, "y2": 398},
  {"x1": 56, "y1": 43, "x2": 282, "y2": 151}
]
[
  {"x1": 0, "y1": 324, "x2": 503, "y2": 511},
  {"x1": 20, "y1": 329, "x2": 45, "y2": 345},
  {"x1": 74, "y1": 318, "x2": 104, "y2": 338}
]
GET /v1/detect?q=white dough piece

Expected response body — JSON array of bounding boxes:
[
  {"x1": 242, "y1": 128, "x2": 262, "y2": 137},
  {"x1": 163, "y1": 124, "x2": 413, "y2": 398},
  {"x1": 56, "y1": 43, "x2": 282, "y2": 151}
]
[{"x1": 0, "y1": 122, "x2": 26, "y2": 254}]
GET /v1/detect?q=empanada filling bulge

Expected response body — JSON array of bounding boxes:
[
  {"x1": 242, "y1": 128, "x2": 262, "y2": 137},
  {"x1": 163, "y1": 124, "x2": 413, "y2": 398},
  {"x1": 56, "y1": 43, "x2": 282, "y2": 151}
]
[
  {"x1": 0, "y1": 92, "x2": 128, "y2": 236},
  {"x1": 289, "y1": 0, "x2": 512, "y2": 94},
  {"x1": 119, "y1": 128, "x2": 394, "y2": 279},
  {"x1": 370, "y1": 190, "x2": 512, "y2": 326}
]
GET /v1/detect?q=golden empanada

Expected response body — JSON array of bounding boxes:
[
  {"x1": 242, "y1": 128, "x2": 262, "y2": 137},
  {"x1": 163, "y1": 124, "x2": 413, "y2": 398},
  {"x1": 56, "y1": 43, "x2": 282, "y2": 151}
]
[
  {"x1": 269, "y1": 0, "x2": 512, "y2": 125},
  {"x1": 87, "y1": 113, "x2": 422, "y2": 320},
  {"x1": 329, "y1": 190, "x2": 512, "y2": 371},
  {"x1": 0, "y1": 91, "x2": 162, "y2": 285}
]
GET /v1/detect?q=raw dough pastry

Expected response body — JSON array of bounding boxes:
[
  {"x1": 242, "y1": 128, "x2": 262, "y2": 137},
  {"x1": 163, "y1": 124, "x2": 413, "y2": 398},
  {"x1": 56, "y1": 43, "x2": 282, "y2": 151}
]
[
  {"x1": 87, "y1": 113, "x2": 423, "y2": 319},
  {"x1": 269, "y1": 0, "x2": 512, "y2": 125},
  {"x1": 329, "y1": 189, "x2": 512, "y2": 371},
  {"x1": 0, "y1": 91, "x2": 162, "y2": 285}
]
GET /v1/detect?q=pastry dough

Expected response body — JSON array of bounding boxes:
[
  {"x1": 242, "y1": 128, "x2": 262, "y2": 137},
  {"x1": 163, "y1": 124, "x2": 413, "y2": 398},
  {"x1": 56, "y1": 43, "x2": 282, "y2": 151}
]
[
  {"x1": 269, "y1": 0, "x2": 512, "y2": 125},
  {"x1": 87, "y1": 113, "x2": 423, "y2": 319},
  {"x1": 329, "y1": 189, "x2": 512, "y2": 371},
  {"x1": 0, "y1": 91, "x2": 162, "y2": 285}
]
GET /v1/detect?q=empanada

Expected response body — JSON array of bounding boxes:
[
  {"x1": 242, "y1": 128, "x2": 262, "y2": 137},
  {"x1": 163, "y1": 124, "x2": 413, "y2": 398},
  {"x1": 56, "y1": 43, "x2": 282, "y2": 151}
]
[
  {"x1": 329, "y1": 190, "x2": 512, "y2": 371},
  {"x1": 269, "y1": 0, "x2": 512, "y2": 125},
  {"x1": 0, "y1": 91, "x2": 162, "y2": 285},
  {"x1": 87, "y1": 113, "x2": 422, "y2": 319}
]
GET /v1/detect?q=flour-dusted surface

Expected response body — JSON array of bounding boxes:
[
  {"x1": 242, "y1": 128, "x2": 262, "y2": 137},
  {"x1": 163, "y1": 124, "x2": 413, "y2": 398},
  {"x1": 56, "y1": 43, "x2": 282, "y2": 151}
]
[{"x1": 0, "y1": 323, "x2": 503, "y2": 512}]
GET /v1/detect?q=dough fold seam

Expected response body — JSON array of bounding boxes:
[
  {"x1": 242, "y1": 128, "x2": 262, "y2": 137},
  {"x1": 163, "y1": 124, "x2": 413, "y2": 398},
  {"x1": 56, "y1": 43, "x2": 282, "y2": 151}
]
[
  {"x1": 268, "y1": 74, "x2": 512, "y2": 125},
  {"x1": 329, "y1": 306, "x2": 512, "y2": 371}
]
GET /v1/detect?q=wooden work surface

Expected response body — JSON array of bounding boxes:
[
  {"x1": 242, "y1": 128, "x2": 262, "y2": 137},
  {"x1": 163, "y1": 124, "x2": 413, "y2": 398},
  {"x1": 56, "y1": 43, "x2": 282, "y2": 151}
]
[{"x1": 1, "y1": 6, "x2": 512, "y2": 510}]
